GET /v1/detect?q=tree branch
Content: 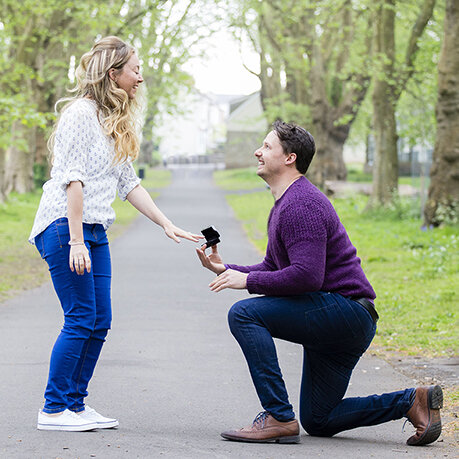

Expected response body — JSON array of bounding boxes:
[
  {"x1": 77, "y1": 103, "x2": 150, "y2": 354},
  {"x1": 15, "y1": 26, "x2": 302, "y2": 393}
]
[
  {"x1": 259, "y1": 11, "x2": 283, "y2": 53},
  {"x1": 242, "y1": 61, "x2": 260, "y2": 78},
  {"x1": 114, "y1": 2, "x2": 166, "y2": 36},
  {"x1": 398, "y1": 0, "x2": 436, "y2": 94}
]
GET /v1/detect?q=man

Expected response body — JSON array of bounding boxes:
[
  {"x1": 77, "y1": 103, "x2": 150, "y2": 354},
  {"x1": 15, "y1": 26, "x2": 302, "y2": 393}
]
[{"x1": 196, "y1": 121, "x2": 443, "y2": 446}]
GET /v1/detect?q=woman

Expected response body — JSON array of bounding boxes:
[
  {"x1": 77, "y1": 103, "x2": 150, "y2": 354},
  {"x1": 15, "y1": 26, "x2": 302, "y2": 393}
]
[{"x1": 29, "y1": 36, "x2": 201, "y2": 431}]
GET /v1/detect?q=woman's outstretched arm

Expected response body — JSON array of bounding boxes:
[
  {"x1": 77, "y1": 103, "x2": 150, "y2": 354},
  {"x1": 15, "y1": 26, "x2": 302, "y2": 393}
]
[{"x1": 126, "y1": 184, "x2": 202, "y2": 243}]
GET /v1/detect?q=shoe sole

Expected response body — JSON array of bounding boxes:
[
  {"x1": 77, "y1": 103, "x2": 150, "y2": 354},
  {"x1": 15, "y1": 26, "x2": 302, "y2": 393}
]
[
  {"x1": 95, "y1": 420, "x2": 119, "y2": 429},
  {"x1": 429, "y1": 385, "x2": 443, "y2": 410},
  {"x1": 37, "y1": 422, "x2": 98, "y2": 432},
  {"x1": 221, "y1": 433, "x2": 300, "y2": 444},
  {"x1": 407, "y1": 385, "x2": 443, "y2": 446}
]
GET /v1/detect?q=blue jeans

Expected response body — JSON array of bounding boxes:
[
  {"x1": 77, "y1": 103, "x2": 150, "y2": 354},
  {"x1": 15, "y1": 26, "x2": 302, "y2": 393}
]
[
  {"x1": 228, "y1": 292, "x2": 415, "y2": 436},
  {"x1": 35, "y1": 218, "x2": 112, "y2": 413}
]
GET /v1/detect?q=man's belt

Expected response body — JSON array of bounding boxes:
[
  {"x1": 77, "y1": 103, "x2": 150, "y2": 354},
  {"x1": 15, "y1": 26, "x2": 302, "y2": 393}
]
[{"x1": 352, "y1": 297, "x2": 379, "y2": 323}]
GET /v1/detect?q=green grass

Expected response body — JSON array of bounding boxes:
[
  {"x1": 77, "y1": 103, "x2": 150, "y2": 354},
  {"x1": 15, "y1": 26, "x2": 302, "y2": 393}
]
[
  {"x1": 335, "y1": 196, "x2": 458, "y2": 357},
  {"x1": 0, "y1": 167, "x2": 170, "y2": 302},
  {"x1": 215, "y1": 165, "x2": 428, "y2": 190},
  {"x1": 0, "y1": 192, "x2": 49, "y2": 299},
  {"x1": 214, "y1": 167, "x2": 265, "y2": 190},
  {"x1": 220, "y1": 171, "x2": 458, "y2": 358},
  {"x1": 346, "y1": 163, "x2": 372, "y2": 183},
  {"x1": 137, "y1": 167, "x2": 171, "y2": 190},
  {"x1": 346, "y1": 162, "x2": 429, "y2": 188}
]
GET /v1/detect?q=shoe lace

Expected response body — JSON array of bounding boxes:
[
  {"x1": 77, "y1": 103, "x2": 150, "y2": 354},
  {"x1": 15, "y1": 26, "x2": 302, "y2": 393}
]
[
  {"x1": 402, "y1": 418, "x2": 415, "y2": 433},
  {"x1": 252, "y1": 411, "x2": 269, "y2": 428}
]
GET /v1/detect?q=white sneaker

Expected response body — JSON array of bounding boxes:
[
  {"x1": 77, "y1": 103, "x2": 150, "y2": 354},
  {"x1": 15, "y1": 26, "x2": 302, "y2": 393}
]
[
  {"x1": 77, "y1": 406, "x2": 119, "y2": 429},
  {"x1": 37, "y1": 409, "x2": 98, "y2": 431}
]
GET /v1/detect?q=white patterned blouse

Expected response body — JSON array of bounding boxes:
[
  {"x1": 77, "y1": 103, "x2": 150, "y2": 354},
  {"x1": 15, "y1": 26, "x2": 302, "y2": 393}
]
[{"x1": 29, "y1": 98, "x2": 141, "y2": 244}]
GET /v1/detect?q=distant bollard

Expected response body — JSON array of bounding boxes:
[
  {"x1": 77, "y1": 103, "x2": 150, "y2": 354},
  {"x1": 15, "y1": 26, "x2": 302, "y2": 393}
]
[{"x1": 138, "y1": 167, "x2": 145, "y2": 179}]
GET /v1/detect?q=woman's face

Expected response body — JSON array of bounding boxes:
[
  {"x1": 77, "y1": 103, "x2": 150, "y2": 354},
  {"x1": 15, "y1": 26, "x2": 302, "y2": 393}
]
[{"x1": 113, "y1": 54, "x2": 143, "y2": 99}]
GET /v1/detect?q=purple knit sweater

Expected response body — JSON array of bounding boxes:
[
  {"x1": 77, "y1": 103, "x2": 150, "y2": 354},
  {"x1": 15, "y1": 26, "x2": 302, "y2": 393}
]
[{"x1": 226, "y1": 176, "x2": 376, "y2": 299}]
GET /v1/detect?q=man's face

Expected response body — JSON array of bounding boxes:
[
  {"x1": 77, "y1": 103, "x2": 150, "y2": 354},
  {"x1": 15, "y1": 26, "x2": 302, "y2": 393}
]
[{"x1": 254, "y1": 131, "x2": 288, "y2": 180}]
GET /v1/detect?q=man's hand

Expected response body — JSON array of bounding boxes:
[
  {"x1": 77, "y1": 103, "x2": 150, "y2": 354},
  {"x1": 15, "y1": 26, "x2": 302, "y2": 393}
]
[
  {"x1": 196, "y1": 244, "x2": 226, "y2": 275},
  {"x1": 208, "y1": 269, "x2": 248, "y2": 292}
]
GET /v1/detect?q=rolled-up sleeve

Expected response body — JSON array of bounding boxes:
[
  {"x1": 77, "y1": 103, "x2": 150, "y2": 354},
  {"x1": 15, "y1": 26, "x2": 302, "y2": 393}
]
[
  {"x1": 55, "y1": 108, "x2": 92, "y2": 190},
  {"x1": 117, "y1": 162, "x2": 141, "y2": 201}
]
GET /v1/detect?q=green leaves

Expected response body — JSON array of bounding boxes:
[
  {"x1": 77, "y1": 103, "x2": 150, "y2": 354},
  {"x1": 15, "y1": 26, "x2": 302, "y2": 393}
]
[
  {"x1": 0, "y1": 0, "x2": 219, "y2": 187},
  {"x1": 0, "y1": 96, "x2": 48, "y2": 149}
]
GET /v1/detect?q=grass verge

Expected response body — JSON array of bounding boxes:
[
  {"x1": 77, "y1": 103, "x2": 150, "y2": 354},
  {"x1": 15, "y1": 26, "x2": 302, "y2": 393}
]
[
  {"x1": 137, "y1": 167, "x2": 171, "y2": 190},
  {"x1": 214, "y1": 167, "x2": 265, "y2": 190},
  {"x1": 0, "y1": 167, "x2": 170, "y2": 302},
  {"x1": 215, "y1": 165, "x2": 428, "y2": 189}
]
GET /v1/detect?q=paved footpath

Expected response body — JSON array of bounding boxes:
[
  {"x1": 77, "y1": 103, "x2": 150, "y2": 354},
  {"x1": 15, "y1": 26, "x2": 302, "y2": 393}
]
[{"x1": 0, "y1": 167, "x2": 451, "y2": 458}]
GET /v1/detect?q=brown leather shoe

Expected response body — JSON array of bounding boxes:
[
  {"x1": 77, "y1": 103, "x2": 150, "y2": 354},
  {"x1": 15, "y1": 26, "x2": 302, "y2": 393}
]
[
  {"x1": 406, "y1": 385, "x2": 443, "y2": 446},
  {"x1": 221, "y1": 411, "x2": 300, "y2": 443}
]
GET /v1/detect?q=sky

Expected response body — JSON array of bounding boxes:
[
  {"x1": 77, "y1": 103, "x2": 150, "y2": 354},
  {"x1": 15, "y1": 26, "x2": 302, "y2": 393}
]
[{"x1": 183, "y1": 29, "x2": 261, "y2": 96}]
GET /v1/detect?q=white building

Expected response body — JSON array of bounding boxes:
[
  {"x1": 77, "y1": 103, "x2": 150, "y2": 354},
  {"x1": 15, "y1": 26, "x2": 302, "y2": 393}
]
[
  {"x1": 157, "y1": 90, "x2": 233, "y2": 163},
  {"x1": 225, "y1": 92, "x2": 268, "y2": 168}
]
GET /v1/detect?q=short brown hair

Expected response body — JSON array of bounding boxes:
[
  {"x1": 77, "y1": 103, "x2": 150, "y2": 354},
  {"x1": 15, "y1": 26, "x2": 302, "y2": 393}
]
[{"x1": 272, "y1": 121, "x2": 315, "y2": 174}]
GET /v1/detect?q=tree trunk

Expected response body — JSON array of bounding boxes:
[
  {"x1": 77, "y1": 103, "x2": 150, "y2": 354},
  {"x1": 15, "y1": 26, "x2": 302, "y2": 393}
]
[
  {"x1": 0, "y1": 148, "x2": 6, "y2": 203},
  {"x1": 33, "y1": 129, "x2": 50, "y2": 188},
  {"x1": 139, "y1": 116, "x2": 154, "y2": 166},
  {"x1": 4, "y1": 122, "x2": 35, "y2": 194},
  {"x1": 369, "y1": 0, "x2": 436, "y2": 207},
  {"x1": 369, "y1": 95, "x2": 398, "y2": 205},
  {"x1": 307, "y1": 44, "x2": 348, "y2": 185},
  {"x1": 424, "y1": 0, "x2": 459, "y2": 226},
  {"x1": 252, "y1": 2, "x2": 371, "y2": 185},
  {"x1": 363, "y1": 133, "x2": 373, "y2": 174},
  {"x1": 258, "y1": 20, "x2": 282, "y2": 118},
  {"x1": 308, "y1": 122, "x2": 348, "y2": 186},
  {"x1": 284, "y1": 22, "x2": 309, "y2": 109},
  {"x1": 139, "y1": 139, "x2": 154, "y2": 166},
  {"x1": 31, "y1": 35, "x2": 71, "y2": 185},
  {"x1": 368, "y1": 0, "x2": 398, "y2": 207}
]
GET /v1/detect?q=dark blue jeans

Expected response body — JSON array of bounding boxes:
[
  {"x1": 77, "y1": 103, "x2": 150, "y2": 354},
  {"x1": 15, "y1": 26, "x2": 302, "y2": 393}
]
[
  {"x1": 35, "y1": 218, "x2": 112, "y2": 413},
  {"x1": 228, "y1": 292, "x2": 415, "y2": 436}
]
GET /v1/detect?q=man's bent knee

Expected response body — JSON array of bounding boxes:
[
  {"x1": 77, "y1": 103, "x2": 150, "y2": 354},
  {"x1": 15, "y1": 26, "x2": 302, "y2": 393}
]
[
  {"x1": 300, "y1": 415, "x2": 335, "y2": 438},
  {"x1": 228, "y1": 300, "x2": 243, "y2": 333},
  {"x1": 228, "y1": 299, "x2": 254, "y2": 334}
]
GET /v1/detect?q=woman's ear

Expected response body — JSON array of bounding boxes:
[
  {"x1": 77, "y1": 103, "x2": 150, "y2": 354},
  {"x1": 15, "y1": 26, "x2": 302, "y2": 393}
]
[{"x1": 108, "y1": 68, "x2": 117, "y2": 82}]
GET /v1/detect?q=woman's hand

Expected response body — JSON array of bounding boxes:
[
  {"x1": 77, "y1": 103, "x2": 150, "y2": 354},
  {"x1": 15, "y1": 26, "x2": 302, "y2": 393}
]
[
  {"x1": 69, "y1": 244, "x2": 91, "y2": 275},
  {"x1": 196, "y1": 244, "x2": 226, "y2": 275},
  {"x1": 66, "y1": 180, "x2": 88, "y2": 275},
  {"x1": 163, "y1": 223, "x2": 203, "y2": 243},
  {"x1": 126, "y1": 186, "x2": 203, "y2": 243}
]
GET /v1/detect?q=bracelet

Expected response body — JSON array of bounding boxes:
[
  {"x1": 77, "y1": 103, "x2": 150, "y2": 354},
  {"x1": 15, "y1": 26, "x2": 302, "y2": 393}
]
[{"x1": 68, "y1": 241, "x2": 85, "y2": 246}]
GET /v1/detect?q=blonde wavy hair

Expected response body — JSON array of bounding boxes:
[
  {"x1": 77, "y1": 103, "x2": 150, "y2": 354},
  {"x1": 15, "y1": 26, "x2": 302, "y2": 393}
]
[{"x1": 49, "y1": 36, "x2": 141, "y2": 164}]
